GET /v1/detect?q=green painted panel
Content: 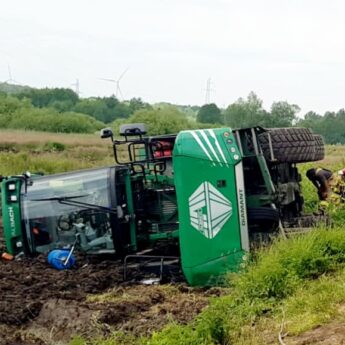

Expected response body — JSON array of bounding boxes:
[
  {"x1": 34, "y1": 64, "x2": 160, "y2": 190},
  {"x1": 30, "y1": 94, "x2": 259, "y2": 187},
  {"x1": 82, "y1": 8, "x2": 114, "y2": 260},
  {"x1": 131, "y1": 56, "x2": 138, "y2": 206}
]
[
  {"x1": 2, "y1": 179, "x2": 23, "y2": 255},
  {"x1": 173, "y1": 128, "x2": 247, "y2": 285}
]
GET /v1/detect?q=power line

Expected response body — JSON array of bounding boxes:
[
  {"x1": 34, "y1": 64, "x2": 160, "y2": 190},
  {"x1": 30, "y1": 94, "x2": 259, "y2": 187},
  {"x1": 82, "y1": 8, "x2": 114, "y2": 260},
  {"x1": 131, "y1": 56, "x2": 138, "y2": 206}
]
[
  {"x1": 204, "y1": 78, "x2": 214, "y2": 104},
  {"x1": 71, "y1": 78, "x2": 80, "y2": 96}
]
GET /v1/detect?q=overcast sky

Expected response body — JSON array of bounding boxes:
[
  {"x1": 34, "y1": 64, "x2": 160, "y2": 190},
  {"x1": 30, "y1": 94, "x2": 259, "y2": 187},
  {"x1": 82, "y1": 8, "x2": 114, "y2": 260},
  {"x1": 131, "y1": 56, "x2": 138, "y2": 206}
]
[{"x1": 1, "y1": 0, "x2": 345, "y2": 115}]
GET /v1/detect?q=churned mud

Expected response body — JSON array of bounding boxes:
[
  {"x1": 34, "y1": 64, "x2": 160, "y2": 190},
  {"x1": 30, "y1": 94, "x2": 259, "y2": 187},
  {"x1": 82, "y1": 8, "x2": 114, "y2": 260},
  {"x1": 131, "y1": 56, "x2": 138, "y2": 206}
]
[{"x1": 0, "y1": 227, "x2": 220, "y2": 345}]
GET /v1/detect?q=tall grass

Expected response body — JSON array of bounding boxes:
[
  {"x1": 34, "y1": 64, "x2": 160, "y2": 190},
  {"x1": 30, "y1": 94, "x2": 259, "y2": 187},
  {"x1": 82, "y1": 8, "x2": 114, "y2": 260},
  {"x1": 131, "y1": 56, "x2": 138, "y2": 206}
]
[
  {"x1": 68, "y1": 144, "x2": 345, "y2": 345},
  {"x1": 1, "y1": 131, "x2": 344, "y2": 344},
  {"x1": 70, "y1": 228, "x2": 345, "y2": 345},
  {"x1": 0, "y1": 130, "x2": 115, "y2": 175},
  {"x1": 0, "y1": 129, "x2": 107, "y2": 147},
  {"x1": 201, "y1": 229, "x2": 345, "y2": 342}
]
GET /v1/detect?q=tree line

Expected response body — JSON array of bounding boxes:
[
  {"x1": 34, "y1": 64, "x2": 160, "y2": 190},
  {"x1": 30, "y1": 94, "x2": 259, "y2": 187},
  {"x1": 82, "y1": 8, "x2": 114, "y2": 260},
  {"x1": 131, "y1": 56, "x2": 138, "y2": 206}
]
[
  {"x1": 197, "y1": 91, "x2": 299, "y2": 128},
  {"x1": 0, "y1": 83, "x2": 344, "y2": 143},
  {"x1": 197, "y1": 91, "x2": 345, "y2": 144},
  {"x1": 14, "y1": 87, "x2": 151, "y2": 123}
]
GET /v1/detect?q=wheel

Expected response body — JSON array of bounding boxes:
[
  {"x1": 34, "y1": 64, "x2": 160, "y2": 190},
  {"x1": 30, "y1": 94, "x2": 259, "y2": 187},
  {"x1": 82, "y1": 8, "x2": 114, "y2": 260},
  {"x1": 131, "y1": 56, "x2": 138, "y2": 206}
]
[
  {"x1": 258, "y1": 128, "x2": 317, "y2": 163},
  {"x1": 312, "y1": 134, "x2": 325, "y2": 161},
  {"x1": 247, "y1": 207, "x2": 280, "y2": 232}
]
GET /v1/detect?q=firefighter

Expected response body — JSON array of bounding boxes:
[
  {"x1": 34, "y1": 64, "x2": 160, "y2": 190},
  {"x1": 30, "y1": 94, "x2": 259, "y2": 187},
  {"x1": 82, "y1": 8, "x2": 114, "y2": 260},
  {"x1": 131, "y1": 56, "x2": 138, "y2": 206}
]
[{"x1": 306, "y1": 167, "x2": 345, "y2": 203}]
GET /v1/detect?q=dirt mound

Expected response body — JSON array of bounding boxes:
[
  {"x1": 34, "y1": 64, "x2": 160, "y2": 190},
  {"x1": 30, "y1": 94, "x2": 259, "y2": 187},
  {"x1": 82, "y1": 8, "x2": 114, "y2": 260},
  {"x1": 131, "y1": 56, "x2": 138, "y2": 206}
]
[
  {"x1": 0, "y1": 252, "x2": 136, "y2": 344},
  {"x1": 288, "y1": 322, "x2": 345, "y2": 344},
  {"x1": 26, "y1": 299, "x2": 95, "y2": 343},
  {"x1": 0, "y1": 254, "x2": 124, "y2": 326},
  {"x1": 0, "y1": 224, "x2": 220, "y2": 345},
  {"x1": 89, "y1": 285, "x2": 213, "y2": 336}
]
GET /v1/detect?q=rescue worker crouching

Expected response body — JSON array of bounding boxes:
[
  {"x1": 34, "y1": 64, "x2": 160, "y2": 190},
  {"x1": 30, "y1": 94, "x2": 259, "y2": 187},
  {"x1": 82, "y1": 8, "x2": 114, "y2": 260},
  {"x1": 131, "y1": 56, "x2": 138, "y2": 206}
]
[{"x1": 306, "y1": 168, "x2": 345, "y2": 208}]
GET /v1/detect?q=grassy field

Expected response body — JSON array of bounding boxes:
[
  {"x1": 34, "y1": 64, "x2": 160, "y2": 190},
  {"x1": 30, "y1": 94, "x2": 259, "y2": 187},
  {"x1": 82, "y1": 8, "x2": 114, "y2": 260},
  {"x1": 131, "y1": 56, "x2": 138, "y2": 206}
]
[
  {"x1": 1, "y1": 130, "x2": 345, "y2": 345},
  {"x1": 0, "y1": 129, "x2": 114, "y2": 175}
]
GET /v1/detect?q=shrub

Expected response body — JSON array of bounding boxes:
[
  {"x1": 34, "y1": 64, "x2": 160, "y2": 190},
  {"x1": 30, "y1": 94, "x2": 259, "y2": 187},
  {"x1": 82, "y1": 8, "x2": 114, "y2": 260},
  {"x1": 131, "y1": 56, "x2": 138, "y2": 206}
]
[
  {"x1": 9, "y1": 108, "x2": 104, "y2": 133},
  {"x1": 43, "y1": 141, "x2": 66, "y2": 152},
  {"x1": 146, "y1": 228, "x2": 345, "y2": 345},
  {"x1": 112, "y1": 107, "x2": 193, "y2": 135}
]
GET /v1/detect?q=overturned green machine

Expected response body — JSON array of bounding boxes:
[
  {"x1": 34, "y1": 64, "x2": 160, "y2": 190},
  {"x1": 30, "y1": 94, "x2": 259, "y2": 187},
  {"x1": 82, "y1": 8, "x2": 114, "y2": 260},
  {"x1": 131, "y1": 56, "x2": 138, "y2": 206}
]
[{"x1": 1, "y1": 125, "x2": 324, "y2": 285}]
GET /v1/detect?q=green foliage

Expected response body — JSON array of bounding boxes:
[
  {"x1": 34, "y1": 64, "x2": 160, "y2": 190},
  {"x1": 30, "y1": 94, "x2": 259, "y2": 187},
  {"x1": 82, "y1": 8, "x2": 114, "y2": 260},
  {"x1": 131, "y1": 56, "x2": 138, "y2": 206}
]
[
  {"x1": 148, "y1": 325, "x2": 210, "y2": 345},
  {"x1": 113, "y1": 106, "x2": 193, "y2": 135},
  {"x1": 17, "y1": 87, "x2": 79, "y2": 109},
  {"x1": 74, "y1": 226, "x2": 345, "y2": 345},
  {"x1": 0, "y1": 93, "x2": 31, "y2": 128},
  {"x1": 128, "y1": 97, "x2": 152, "y2": 114},
  {"x1": 7, "y1": 84, "x2": 152, "y2": 125},
  {"x1": 197, "y1": 103, "x2": 222, "y2": 124},
  {"x1": 176, "y1": 104, "x2": 200, "y2": 120},
  {"x1": 0, "y1": 94, "x2": 105, "y2": 133},
  {"x1": 111, "y1": 105, "x2": 220, "y2": 136},
  {"x1": 0, "y1": 82, "x2": 31, "y2": 94},
  {"x1": 281, "y1": 272, "x2": 345, "y2": 334},
  {"x1": 141, "y1": 228, "x2": 345, "y2": 345},
  {"x1": 0, "y1": 152, "x2": 85, "y2": 175},
  {"x1": 270, "y1": 101, "x2": 300, "y2": 127},
  {"x1": 298, "y1": 109, "x2": 345, "y2": 144},
  {"x1": 69, "y1": 336, "x2": 86, "y2": 345},
  {"x1": 10, "y1": 108, "x2": 104, "y2": 133},
  {"x1": 73, "y1": 97, "x2": 127, "y2": 123},
  {"x1": 224, "y1": 92, "x2": 299, "y2": 129},
  {"x1": 224, "y1": 92, "x2": 268, "y2": 128},
  {"x1": 4, "y1": 82, "x2": 345, "y2": 144},
  {"x1": 42, "y1": 141, "x2": 66, "y2": 152},
  {"x1": 299, "y1": 163, "x2": 320, "y2": 213},
  {"x1": 234, "y1": 230, "x2": 345, "y2": 301}
]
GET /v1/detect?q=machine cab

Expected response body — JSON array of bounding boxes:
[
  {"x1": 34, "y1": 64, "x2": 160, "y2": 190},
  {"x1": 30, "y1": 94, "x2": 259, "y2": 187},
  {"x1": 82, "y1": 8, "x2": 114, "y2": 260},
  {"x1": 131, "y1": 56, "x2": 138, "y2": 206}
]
[{"x1": 2, "y1": 166, "x2": 133, "y2": 256}]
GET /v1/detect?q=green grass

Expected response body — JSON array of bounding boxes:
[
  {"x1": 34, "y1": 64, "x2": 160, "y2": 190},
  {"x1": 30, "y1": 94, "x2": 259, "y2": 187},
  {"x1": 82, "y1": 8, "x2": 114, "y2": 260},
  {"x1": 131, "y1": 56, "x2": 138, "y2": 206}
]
[
  {"x1": 1, "y1": 131, "x2": 344, "y2": 345},
  {"x1": 190, "y1": 229, "x2": 345, "y2": 344},
  {"x1": 67, "y1": 143, "x2": 345, "y2": 345},
  {"x1": 70, "y1": 228, "x2": 345, "y2": 345},
  {"x1": 0, "y1": 129, "x2": 115, "y2": 175}
]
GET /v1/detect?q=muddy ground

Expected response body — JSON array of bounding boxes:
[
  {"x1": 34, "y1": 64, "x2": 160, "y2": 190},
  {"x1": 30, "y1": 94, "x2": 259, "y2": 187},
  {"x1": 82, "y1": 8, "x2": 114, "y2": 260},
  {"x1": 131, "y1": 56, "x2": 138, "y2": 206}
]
[
  {"x1": 2, "y1": 229, "x2": 345, "y2": 345},
  {"x1": 0, "y1": 226, "x2": 222, "y2": 345}
]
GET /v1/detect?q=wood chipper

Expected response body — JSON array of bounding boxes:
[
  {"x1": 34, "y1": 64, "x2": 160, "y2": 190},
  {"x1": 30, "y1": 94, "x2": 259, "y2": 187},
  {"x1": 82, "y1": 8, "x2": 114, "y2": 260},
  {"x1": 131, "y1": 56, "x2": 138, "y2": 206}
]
[{"x1": 1, "y1": 125, "x2": 325, "y2": 285}]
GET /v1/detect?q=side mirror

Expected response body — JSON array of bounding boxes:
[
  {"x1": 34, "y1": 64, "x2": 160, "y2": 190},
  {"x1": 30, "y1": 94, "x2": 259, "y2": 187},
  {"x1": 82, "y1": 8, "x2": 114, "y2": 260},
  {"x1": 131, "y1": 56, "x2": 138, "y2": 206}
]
[
  {"x1": 100, "y1": 128, "x2": 114, "y2": 139},
  {"x1": 24, "y1": 171, "x2": 31, "y2": 179}
]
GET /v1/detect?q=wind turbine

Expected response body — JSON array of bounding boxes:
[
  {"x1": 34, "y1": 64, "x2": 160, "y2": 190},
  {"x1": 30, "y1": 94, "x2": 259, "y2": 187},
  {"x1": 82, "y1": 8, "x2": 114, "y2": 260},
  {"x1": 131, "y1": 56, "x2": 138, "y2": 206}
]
[{"x1": 99, "y1": 67, "x2": 129, "y2": 100}]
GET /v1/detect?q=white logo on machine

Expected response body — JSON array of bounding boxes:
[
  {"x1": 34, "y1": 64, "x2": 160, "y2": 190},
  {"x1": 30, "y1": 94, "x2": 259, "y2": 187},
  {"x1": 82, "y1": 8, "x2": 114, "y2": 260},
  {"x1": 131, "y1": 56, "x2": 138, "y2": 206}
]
[
  {"x1": 8, "y1": 206, "x2": 16, "y2": 235},
  {"x1": 189, "y1": 181, "x2": 232, "y2": 239}
]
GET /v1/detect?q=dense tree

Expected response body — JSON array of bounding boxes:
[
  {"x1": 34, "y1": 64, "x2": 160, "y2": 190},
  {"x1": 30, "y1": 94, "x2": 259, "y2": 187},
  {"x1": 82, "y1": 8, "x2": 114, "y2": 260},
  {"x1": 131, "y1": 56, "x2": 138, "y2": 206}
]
[
  {"x1": 72, "y1": 96, "x2": 131, "y2": 123},
  {"x1": 113, "y1": 106, "x2": 193, "y2": 135},
  {"x1": 3, "y1": 83, "x2": 345, "y2": 143},
  {"x1": 17, "y1": 88, "x2": 79, "y2": 109},
  {"x1": 224, "y1": 93, "x2": 298, "y2": 129},
  {"x1": 128, "y1": 97, "x2": 151, "y2": 113},
  {"x1": 13, "y1": 86, "x2": 153, "y2": 123},
  {"x1": 10, "y1": 108, "x2": 104, "y2": 133},
  {"x1": 224, "y1": 92, "x2": 268, "y2": 128},
  {"x1": 197, "y1": 103, "x2": 222, "y2": 124},
  {"x1": 0, "y1": 94, "x2": 104, "y2": 133},
  {"x1": 297, "y1": 109, "x2": 345, "y2": 144},
  {"x1": 0, "y1": 82, "x2": 31, "y2": 94},
  {"x1": 0, "y1": 94, "x2": 31, "y2": 128},
  {"x1": 269, "y1": 101, "x2": 300, "y2": 127}
]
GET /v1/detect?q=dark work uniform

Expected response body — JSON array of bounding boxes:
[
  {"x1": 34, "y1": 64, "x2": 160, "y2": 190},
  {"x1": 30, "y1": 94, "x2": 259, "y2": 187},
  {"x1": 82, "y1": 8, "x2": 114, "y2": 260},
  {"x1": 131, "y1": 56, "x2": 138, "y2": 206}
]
[{"x1": 309, "y1": 168, "x2": 333, "y2": 201}]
